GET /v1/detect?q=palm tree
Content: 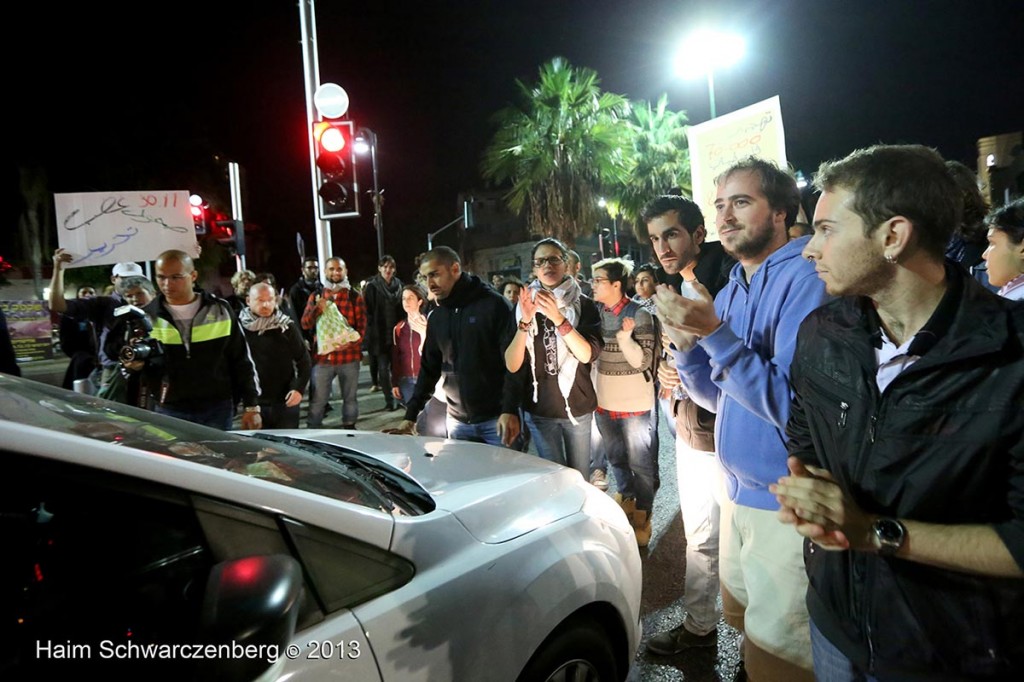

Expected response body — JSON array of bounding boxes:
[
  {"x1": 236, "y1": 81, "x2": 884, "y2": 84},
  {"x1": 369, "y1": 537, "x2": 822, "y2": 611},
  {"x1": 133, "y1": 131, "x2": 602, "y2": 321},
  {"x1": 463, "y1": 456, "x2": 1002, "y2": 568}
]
[
  {"x1": 481, "y1": 57, "x2": 632, "y2": 246},
  {"x1": 617, "y1": 94, "x2": 692, "y2": 237}
]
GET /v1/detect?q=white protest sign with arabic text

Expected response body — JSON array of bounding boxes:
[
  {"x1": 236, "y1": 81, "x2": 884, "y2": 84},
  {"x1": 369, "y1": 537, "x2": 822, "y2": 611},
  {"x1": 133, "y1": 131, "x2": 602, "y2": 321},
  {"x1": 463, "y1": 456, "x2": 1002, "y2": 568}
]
[
  {"x1": 687, "y1": 96, "x2": 787, "y2": 241},
  {"x1": 54, "y1": 190, "x2": 200, "y2": 268}
]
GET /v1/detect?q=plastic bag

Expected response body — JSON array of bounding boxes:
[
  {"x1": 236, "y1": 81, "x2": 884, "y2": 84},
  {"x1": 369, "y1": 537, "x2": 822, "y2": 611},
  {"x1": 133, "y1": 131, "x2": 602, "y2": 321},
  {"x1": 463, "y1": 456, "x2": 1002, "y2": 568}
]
[{"x1": 316, "y1": 300, "x2": 361, "y2": 354}]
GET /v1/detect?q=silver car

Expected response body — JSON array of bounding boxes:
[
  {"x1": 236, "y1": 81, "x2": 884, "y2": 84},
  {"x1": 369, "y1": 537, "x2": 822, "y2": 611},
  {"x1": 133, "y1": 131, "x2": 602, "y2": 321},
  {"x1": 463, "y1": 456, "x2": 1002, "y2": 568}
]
[{"x1": 0, "y1": 375, "x2": 642, "y2": 681}]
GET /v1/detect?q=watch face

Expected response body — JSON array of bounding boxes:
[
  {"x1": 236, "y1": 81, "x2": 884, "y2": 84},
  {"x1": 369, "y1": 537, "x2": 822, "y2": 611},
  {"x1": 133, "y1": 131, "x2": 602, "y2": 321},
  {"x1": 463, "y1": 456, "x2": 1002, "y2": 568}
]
[{"x1": 874, "y1": 518, "x2": 905, "y2": 555}]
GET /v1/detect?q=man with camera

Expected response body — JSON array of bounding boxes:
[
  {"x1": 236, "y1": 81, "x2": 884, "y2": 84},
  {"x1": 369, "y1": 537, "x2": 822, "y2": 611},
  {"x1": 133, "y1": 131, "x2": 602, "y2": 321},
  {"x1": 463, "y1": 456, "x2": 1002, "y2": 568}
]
[
  {"x1": 49, "y1": 250, "x2": 146, "y2": 395},
  {"x1": 125, "y1": 249, "x2": 262, "y2": 430}
]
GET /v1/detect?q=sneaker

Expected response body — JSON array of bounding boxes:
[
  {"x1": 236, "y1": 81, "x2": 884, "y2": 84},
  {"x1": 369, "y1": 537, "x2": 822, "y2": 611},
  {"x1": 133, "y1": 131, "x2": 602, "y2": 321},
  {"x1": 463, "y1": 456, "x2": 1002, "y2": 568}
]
[
  {"x1": 646, "y1": 624, "x2": 717, "y2": 655},
  {"x1": 589, "y1": 469, "x2": 608, "y2": 490},
  {"x1": 369, "y1": 385, "x2": 381, "y2": 393},
  {"x1": 341, "y1": 423, "x2": 357, "y2": 430}
]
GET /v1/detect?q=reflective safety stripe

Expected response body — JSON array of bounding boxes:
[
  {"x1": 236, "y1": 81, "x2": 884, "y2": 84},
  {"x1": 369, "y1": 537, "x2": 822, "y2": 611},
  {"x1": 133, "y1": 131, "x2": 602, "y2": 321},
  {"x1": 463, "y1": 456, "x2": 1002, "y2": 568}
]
[
  {"x1": 151, "y1": 320, "x2": 183, "y2": 345},
  {"x1": 191, "y1": 318, "x2": 232, "y2": 342}
]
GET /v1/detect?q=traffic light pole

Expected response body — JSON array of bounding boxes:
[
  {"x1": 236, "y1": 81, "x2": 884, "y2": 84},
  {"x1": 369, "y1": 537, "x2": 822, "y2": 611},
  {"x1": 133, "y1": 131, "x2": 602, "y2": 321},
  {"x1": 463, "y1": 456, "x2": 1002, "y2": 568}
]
[
  {"x1": 427, "y1": 200, "x2": 474, "y2": 250},
  {"x1": 368, "y1": 132, "x2": 384, "y2": 261},
  {"x1": 298, "y1": 0, "x2": 332, "y2": 266}
]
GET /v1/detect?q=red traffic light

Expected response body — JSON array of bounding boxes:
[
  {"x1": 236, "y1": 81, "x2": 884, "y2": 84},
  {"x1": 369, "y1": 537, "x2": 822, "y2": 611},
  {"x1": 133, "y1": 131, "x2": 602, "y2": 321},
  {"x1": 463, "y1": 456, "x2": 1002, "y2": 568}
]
[{"x1": 312, "y1": 120, "x2": 359, "y2": 219}]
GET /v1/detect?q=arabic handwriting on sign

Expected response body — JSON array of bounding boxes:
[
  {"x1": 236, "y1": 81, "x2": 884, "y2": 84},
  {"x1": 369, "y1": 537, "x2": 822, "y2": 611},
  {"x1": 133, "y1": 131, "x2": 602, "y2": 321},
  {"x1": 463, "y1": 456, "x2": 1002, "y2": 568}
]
[
  {"x1": 69, "y1": 225, "x2": 141, "y2": 265},
  {"x1": 62, "y1": 195, "x2": 190, "y2": 233},
  {"x1": 63, "y1": 196, "x2": 127, "y2": 231},
  {"x1": 121, "y1": 207, "x2": 189, "y2": 233}
]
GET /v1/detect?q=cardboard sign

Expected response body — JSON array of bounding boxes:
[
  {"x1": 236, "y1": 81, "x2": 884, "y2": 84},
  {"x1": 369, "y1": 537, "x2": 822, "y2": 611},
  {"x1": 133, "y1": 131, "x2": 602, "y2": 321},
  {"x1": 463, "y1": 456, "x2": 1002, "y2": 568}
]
[
  {"x1": 687, "y1": 96, "x2": 787, "y2": 241},
  {"x1": 53, "y1": 190, "x2": 200, "y2": 268}
]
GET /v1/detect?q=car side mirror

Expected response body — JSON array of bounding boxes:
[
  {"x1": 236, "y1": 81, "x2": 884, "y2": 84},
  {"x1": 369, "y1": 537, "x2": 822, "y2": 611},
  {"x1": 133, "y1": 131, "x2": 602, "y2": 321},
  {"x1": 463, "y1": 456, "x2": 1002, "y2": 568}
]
[{"x1": 198, "y1": 554, "x2": 303, "y2": 682}]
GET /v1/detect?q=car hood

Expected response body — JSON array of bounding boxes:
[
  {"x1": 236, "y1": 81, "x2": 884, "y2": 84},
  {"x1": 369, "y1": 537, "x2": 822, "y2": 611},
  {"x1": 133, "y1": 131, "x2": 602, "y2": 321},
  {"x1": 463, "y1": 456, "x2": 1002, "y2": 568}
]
[{"x1": 259, "y1": 430, "x2": 589, "y2": 543}]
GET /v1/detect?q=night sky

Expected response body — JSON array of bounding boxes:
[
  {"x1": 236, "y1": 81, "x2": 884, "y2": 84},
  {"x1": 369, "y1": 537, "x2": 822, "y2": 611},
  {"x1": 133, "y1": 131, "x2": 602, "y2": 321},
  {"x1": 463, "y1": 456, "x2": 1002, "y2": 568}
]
[{"x1": 10, "y1": 0, "x2": 1023, "y2": 283}]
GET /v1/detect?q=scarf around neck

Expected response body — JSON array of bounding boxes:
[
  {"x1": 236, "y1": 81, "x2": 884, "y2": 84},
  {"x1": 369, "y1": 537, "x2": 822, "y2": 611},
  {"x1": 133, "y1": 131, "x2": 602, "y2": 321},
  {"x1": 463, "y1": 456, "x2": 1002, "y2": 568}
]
[
  {"x1": 239, "y1": 307, "x2": 293, "y2": 335},
  {"x1": 517, "y1": 276, "x2": 583, "y2": 424},
  {"x1": 322, "y1": 276, "x2": 352, "y2": 292}
]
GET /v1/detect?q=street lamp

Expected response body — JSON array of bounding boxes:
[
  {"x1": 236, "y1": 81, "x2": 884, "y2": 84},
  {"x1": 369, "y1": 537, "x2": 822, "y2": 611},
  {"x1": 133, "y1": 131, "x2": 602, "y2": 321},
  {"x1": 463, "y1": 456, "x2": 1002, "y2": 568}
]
[
  {"x1": 355, "y1": 128, "x2": 384, "y2": 261},
  {"x1": 673, "y1": 29, "x2": 745, "y2": 119},
  {"x1": 598, "y1": 197, "x2": 619, "y2": 257}
]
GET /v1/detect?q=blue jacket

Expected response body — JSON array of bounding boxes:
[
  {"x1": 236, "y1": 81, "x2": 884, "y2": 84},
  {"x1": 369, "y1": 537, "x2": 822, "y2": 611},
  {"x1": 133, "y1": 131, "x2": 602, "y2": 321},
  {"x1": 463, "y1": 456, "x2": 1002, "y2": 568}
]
[{"x1": 674, "y1": 236, "x2": 829, "y2": 510}]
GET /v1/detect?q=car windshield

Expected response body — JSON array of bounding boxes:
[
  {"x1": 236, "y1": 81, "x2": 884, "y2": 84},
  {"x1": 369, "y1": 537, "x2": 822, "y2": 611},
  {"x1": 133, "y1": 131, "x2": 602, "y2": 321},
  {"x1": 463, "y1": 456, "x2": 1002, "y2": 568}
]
[{"x1": 0, "y1": 375, "x2": 430, "y2": 514}]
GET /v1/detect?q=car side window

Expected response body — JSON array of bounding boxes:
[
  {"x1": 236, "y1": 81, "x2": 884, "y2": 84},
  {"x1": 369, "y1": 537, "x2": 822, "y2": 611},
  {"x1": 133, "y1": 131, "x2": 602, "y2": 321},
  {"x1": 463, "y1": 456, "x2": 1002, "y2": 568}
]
[
  {"x1": 282, "y1": 518, "x2": 415, "y2": 612},
  {"x1": 1, "y1": 453, "x2": 213, "y2": 678}
]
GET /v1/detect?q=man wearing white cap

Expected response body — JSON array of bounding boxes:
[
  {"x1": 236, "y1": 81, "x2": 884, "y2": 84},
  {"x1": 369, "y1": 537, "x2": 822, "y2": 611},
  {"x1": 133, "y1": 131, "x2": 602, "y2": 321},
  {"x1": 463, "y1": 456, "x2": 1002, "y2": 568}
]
[{"x1": 49, "y1": 250, "x2": 148, "y2": 396}]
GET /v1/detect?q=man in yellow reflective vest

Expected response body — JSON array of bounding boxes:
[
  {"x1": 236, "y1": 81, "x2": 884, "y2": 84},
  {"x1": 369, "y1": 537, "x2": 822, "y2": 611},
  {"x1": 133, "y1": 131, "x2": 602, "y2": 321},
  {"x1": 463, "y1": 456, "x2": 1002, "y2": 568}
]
[{"x1": 126, "y1": 249, "x2": 262, "y2": 430}]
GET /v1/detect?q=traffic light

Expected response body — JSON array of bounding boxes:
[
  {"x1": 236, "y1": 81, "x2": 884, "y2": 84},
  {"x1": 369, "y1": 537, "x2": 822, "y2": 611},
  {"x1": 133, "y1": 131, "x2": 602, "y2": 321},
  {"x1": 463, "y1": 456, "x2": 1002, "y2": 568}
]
[
  {"x1": 312, "y1": 119, "x2": 359, "y2": 219},
  {"x1": 214, "y1": 219, "x2": 246, "y2": 257}
]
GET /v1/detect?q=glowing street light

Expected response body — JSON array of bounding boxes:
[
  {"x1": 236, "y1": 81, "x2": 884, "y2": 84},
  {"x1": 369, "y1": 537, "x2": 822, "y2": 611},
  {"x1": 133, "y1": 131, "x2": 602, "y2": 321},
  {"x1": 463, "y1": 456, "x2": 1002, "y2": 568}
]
[{"x1": 673, "y1": 29, "x2": 745, "y2": 119}]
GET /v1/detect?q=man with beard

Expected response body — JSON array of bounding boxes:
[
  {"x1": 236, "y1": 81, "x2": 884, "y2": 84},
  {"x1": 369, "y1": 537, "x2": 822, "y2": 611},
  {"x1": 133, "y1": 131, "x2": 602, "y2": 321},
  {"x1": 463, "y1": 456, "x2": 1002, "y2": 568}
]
[
  {"x1": 774, "y1": 145, "x2": 1023, "y2": 680},
  {"x1": 363, "y1": 255, "x2": 403, "y2": 408},
  {"x1": 288, "y1": 257, "x2": 322, "y2": 337},
  {"x1": 302, "y1": 257, "x2": 366, "y2": 429},
  {"x1": 653, "y1": 159, "x2": 828, "y2": 680},
  {"x1": 389, "y1": 246, "x2": 521, "y2": 447},
  {"x1": 641, "y1": 194, "x2": 735, "y2": 657}
]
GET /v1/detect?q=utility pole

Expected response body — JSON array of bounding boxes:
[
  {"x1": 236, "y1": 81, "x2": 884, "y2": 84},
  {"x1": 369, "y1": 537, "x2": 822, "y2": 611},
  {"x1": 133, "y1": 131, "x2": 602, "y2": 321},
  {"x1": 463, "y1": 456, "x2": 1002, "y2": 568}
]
[{"x1": 298, "y1": 0, "x2": 332, "y2": 266}]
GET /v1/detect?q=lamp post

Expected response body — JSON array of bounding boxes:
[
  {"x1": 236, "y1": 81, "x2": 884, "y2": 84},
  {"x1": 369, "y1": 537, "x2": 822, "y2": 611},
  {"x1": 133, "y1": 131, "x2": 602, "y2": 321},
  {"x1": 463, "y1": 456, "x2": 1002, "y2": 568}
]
[
  {"x1": 673, "y1": 29, "x2": 745, "y2": 119},
  {"x1": 598, "y1": 197, "x2": 619, "y2": 257},
  {"x1": 355, "y1": 128, "x2": 384, "y2": 261}
]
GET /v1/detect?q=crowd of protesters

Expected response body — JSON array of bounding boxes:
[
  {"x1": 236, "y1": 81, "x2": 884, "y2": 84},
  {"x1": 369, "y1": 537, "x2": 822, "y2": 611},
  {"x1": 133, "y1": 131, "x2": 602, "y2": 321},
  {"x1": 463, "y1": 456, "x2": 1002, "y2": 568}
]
[{"x1": 12, "y1": 143, "x2": 1024, "y2": 681}]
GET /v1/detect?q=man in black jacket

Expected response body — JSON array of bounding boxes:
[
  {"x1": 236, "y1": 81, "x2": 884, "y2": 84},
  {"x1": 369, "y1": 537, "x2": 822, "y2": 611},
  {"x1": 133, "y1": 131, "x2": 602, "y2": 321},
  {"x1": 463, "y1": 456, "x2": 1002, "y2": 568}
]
[
  {"x1": 773, "y1": 144, "x2": 1024, "y2": 680},
  {"x1": 390, "y1": 246, "x2": 521, "y2": 447}
]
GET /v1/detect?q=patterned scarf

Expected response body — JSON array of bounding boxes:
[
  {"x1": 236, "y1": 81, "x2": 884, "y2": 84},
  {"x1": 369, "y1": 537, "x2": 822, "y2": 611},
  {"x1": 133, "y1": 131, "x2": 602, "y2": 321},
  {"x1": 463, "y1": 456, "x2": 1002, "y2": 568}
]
[
  {"x1": 517, "y1": 276, "x2": 583, "y2": 424},
  {"x1": 238, "y1": 307, "x2": 293, "y2": 335}
]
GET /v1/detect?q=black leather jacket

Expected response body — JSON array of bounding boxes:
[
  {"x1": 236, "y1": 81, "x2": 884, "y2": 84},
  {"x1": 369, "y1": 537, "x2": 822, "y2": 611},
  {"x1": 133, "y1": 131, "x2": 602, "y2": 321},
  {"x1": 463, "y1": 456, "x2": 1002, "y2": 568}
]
[{"x1": 787, "y1": 270, "x2": 1024, "y2": 680}]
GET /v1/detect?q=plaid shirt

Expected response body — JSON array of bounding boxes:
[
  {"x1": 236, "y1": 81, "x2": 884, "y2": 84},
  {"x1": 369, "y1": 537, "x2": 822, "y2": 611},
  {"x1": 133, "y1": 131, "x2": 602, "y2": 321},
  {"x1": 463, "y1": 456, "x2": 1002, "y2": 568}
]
[{"x1": 301, "y1": 286, "x2": 367, "y2": 365}]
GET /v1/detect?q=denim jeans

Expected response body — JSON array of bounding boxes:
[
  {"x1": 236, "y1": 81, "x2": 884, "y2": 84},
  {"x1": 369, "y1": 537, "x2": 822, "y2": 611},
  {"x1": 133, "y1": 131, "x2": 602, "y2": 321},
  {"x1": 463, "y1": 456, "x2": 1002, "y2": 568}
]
[
  {"x1": 308, "y1": 361, "x2": 360, "y2": 427},
  {"x1": 658, "y1": 395, "x2": 677, "y2": 439},
  {"x1": 810, "y1": 619, "x2": 878, "y2": 682},
  {"x1": 446, "y1": 415, "x2": 506, "y2": 447},
  {"x1": 676, "y1": 440, "x2": 722, "y2": 635},
  {"x1": 155, "y1": 399, "x2": 234, "y2": 430},
  {"x1": 595, "y1": 410, "x2": 655, "y2": 511},
  {"x1": 524, "y1": 411, "x2": 592, "y2": 478},
  {"x1": 589, "y1": 417, "x2": 607, "y2": 473},
  {"x1": 395, "y1": 376, "x2": 417, "y2": 406}
]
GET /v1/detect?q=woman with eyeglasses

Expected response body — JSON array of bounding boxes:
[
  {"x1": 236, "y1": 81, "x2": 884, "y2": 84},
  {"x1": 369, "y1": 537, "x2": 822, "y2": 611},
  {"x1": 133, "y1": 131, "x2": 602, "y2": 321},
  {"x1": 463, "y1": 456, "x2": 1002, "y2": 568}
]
[
  {"x1": 504, "y1": 238, "x2": 603, "y2": 480},
  {"x1": 590, "y1": 257, "x2": 658, "y2": 547}
]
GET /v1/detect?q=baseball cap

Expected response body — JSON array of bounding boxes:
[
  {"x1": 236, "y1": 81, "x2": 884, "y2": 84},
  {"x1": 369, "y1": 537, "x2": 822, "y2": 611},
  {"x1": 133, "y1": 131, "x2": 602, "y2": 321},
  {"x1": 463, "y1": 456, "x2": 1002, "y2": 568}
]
[{"x1": 112, "y1": 262, "x2": 144, "y2": 277}]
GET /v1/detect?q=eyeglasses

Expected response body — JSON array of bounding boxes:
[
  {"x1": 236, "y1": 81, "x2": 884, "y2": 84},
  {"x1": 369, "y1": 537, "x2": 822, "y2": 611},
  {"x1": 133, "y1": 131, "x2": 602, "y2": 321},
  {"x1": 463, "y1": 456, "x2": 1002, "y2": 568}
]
[
  {"x1": 533, "y1": 256, "x2": 565, "y2": 268},
  {"x1": 591, "y1": 276, "x2": 610, "y2": 284}
]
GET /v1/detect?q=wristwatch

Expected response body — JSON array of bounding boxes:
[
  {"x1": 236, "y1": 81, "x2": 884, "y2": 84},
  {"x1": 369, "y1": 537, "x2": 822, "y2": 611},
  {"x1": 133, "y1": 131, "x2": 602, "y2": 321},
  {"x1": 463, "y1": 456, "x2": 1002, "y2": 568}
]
[
  {"x1": 872, "y1": 517, "x2": 906, "y2": 556},
  {"x1": 244, "y1": 406, "x2": 261, "y2": 414},
  {"x1": 518, "y1": 319, "x2": 534, "y2": 332}
]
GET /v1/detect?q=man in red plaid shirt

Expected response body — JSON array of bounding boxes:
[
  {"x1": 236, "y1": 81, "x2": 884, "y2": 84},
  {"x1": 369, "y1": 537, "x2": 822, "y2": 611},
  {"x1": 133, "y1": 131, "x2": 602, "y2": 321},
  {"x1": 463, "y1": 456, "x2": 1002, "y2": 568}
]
[{"x1": 301, "y1": 257, "x2": 367, "y2": 428}]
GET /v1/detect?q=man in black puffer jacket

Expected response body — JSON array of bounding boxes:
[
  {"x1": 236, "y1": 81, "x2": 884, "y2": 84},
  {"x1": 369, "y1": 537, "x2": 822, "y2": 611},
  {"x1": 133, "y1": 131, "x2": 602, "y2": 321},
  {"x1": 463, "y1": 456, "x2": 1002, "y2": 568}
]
[
  {"x1": 775, "y1": 144, "x2": 1024, "y2": 681},
  {"x1": 391, "y1": 246, "x2": 521, "y2": 447}
]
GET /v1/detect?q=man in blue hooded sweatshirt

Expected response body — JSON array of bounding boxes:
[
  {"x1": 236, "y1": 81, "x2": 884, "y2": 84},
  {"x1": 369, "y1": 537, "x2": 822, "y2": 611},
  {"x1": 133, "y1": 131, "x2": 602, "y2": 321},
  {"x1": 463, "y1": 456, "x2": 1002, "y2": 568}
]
[{"x1": 654, "y1": 157, "x2": 828, "y2": 681}]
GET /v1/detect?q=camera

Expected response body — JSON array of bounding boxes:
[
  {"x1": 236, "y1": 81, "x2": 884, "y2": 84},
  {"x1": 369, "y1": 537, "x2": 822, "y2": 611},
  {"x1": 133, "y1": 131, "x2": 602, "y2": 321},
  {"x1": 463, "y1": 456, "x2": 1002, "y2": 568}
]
[{"x1": 114, "y1": 305, "x2": 164, "y2": 364}]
